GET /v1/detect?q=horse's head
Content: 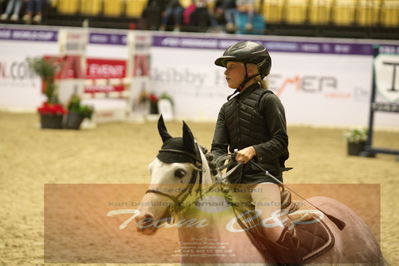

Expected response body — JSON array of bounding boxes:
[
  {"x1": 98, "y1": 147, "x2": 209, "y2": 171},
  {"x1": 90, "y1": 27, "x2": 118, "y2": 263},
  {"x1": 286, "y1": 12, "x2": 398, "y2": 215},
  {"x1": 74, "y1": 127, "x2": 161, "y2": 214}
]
[{"x1": 135, "y1": 115, "x2": 210, "y2": 235}]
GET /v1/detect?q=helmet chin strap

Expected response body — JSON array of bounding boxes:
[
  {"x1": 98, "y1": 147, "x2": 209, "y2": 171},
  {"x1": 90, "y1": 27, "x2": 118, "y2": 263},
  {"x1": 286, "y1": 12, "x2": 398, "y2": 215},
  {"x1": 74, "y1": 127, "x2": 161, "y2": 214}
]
[{"x1": 238, "y1": 63, "x2": 260, "y2": 91}]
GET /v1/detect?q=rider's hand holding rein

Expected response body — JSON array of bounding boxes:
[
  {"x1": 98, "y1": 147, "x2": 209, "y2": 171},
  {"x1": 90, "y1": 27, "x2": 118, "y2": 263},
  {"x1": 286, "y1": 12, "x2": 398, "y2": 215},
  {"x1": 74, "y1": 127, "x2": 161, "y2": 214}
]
[{"x1": 235, "y1": 146, "x2": 256, "y2": 164}]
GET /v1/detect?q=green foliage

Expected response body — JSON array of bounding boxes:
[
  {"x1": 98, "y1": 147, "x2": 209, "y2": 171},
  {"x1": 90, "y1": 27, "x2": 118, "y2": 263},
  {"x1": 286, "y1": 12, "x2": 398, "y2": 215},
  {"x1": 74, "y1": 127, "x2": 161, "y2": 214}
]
[
  {"x1": 26, "y1": 57, "x2": 57, "y2": 82},
  {"x1": 44, "y1": 82, "x2": 58, "y2": 104},
  {"x1": 26, "y1": 57, "x2": 60, "y2": 104},
  {"x1": 78, "y1": 105, "x2": 94, "y2": 119},
  {"x1": 343, "y1": 128, "x2": 368, "y2": 143},
  {"x1": 159, "y1": 92, "x2": 174, "y2": 106},
  {"x1": 67, "y1": 94, "x2": 94, "y2": 119},
  {"x1": 67, "y1": 94, "x2": 81, "y2": 112}
]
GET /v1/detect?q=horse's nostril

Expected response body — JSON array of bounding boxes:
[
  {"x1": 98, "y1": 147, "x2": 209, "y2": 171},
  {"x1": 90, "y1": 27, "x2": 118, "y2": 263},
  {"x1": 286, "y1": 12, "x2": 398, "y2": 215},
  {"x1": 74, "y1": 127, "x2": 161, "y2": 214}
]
[
  {"x1": 136, "y1": 213, "x2": 154, "y2": 229},
  {"x1": 142, "y1": 214, "x2": 154, "y2": 226}
]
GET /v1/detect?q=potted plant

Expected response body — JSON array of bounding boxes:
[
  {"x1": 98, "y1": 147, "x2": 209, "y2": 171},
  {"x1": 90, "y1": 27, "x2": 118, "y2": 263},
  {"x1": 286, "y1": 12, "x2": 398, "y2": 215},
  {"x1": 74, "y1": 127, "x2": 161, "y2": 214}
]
[
  {"x1": 27, "y1": 57, "x2": 65, "y2": 129},
  {"x1": 37, "y1": 102, "x2": 67, "y2": 129},
  {"x1": 344, "y1": 128, "x2": 368, "y2": 156},
  {"x1": 64, "y1": 94, "x2": 94, "y2": 130},
  {"x1": 148, "y1": 93, "x2": 159, "y2": 115}
]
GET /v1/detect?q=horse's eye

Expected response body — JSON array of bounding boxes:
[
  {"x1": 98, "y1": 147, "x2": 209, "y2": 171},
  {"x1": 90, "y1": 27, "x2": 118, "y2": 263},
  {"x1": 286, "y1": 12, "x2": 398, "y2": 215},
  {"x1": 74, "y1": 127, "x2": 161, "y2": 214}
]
[{"x1": 174, "y1": 169, "x2": 186, "y2": 178}]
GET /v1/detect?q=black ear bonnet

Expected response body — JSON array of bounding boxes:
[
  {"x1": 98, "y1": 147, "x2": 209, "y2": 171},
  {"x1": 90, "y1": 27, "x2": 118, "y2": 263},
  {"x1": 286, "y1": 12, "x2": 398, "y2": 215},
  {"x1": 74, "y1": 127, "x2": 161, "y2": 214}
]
[
  {"x1": 156, "y1": 115, "x2": 201, "y2": 166},
  {"x1": 157, "y1": 138, "x2": 199, "y2": 164}
]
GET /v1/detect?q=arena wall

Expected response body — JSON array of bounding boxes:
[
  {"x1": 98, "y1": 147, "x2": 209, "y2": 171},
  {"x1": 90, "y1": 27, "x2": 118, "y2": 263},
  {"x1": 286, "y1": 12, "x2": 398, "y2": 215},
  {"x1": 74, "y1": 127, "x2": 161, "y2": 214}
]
[{"x1": 0, "y1": 24, "x2": 398, "y2": 128}]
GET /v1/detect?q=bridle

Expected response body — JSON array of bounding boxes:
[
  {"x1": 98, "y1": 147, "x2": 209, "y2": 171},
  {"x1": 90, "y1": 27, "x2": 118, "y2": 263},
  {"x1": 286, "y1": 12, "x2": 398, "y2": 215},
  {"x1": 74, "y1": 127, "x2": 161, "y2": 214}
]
[
  {"x1": 144, "y1": 149, "x2": 245, "y2": 218},
  {"x1": 145, "y1": 148, "x2": 203, "y2": 216}
]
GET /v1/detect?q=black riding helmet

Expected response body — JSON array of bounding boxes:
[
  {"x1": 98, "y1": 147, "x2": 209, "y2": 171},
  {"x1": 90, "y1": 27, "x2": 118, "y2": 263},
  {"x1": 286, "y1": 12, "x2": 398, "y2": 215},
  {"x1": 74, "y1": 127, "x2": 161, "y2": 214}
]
[{"x1": 215, "y1": 41, "x2": 272, "y2": 79}]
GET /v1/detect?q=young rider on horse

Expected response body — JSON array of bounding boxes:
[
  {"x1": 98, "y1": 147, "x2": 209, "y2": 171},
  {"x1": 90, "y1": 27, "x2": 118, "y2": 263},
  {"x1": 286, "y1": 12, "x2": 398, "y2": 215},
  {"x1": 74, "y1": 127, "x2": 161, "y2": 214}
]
[{"x1": 211, "y1": 41, "x2": 300, "y2": 263}]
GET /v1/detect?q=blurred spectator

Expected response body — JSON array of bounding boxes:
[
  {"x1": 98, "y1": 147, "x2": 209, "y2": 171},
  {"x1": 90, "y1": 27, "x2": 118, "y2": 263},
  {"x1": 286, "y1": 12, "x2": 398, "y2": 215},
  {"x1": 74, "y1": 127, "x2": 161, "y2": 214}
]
[
  {"x1": 140, "y1": 0, "x2": 167, "y2": 30},
  {"x1": 236, "y1": 0, "x2": 255, "y2": 31},
  {"x1": 0, "y1": 0, "x2": 6, "y2": 13},
  {"x1": 22, "y1": 0, "x2": 43, "y2": 24},
  {"x1": 207, "y1": 0, "x2": 225, "y2": 29},
  {"x1": 214, "y1": 0, "x2": 237, "y2": 33},
  {"x1": 0, "y1": 0, "x2": 23, "y2": 22},
  {"x1": 183, "y1": 0, "x2": 218, "y2": 32},
  {"x1": 183, "y1": 0, "x2": 196, "y2": 26},
  {"x1": 159, "y1": 0, "x2": 184, "y2": 32}
]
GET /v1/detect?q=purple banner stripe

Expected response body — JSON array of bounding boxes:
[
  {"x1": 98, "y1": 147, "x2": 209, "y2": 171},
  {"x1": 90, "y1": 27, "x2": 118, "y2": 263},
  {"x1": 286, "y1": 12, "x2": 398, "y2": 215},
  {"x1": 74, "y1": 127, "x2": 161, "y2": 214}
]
[
  {"x1": 89, "y1": 33, "x2": 127, "y2": 45},
  {"x1": 152, "y1": 35, "x2": 399, "y2": 56},
  {"x1": 1, "y1": 27, "x2": 398, "y2": 55},
  {"x1": 378, "y1": 45, "x2": 399, "y2": 55},
  {"x1": 0, "y1": 28, "x2": 58, "y2": 42}
]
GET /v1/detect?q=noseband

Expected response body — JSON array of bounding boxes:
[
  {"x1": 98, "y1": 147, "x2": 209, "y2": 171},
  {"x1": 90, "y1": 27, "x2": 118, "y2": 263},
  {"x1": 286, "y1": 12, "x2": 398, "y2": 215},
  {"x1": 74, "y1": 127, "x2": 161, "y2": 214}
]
[{"x1": 145, "y1": 148, "x2": 203, "y2": 215}]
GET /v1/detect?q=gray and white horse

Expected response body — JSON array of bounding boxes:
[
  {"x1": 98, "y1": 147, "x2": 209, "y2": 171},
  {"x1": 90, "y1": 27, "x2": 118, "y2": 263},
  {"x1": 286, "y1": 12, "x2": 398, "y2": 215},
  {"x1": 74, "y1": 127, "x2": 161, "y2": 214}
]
[{"x1": 135, "y1": 117, "x2": 383, "y2": 265}]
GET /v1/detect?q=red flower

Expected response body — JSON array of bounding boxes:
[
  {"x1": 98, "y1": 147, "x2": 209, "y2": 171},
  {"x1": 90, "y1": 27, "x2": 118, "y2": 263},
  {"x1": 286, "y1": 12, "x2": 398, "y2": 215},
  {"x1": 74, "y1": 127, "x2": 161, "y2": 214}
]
[
  {"x1": 149, "y1": 94, "x2": 159, "y2": 103},
  {"x1": 37, "y1": 102, "x2": 67, "y2": 115}
]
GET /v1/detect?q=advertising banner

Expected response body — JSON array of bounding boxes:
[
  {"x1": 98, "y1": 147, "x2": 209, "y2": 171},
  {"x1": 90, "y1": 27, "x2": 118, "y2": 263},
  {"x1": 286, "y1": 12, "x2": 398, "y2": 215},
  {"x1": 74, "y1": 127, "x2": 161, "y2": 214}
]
[
  {"x1": 86, "y1": 31, "x2": 128, "y2": 59},
  {"x1": 0, "y1": 27, "x2": 58, "y2": 111},
  {"x1": 149, "y1": 34, "x2": 399, "y2": 127},
  {"x1": 1, "y1": 26, "x2": 398, "y2": 127},
  {"x1": 374, "y1": 53, "x2": 399, "y2": 105},
  {"x1": 361, "y1": 46, "x2": 399, "y2": 157},
  {"x1": 85, "y1": 58, "x2": 127, "y2": 93},
  {"x1": 58, "y1": 28, "x2": 88, "y2": 56},
  {"x1": 83, "y1": 31, "x2": 130, "y2": 122},
  {"x1": 44, "y1": 184, "x2": 380, "y2": 264}
]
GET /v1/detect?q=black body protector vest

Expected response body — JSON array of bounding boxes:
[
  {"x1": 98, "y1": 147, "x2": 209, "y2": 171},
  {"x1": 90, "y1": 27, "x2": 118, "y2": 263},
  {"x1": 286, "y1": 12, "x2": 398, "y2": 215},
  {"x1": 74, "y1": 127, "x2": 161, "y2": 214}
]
[
  {"x1": 224, "y1": 86, "x2": 271, "y2": 152},
  {"x1": 221, "y1": 84, "x2": 289, "y2": 180}
]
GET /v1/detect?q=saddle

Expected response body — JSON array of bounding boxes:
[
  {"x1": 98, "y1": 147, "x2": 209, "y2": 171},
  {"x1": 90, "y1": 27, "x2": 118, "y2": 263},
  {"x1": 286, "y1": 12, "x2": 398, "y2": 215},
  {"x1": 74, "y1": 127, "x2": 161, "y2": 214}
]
[
  {"x1": 234, "y1": 189, "x2": 335, "y2": 264},
  {"x1": 283, "y1": 211, "x2": 335, "y2": 263}
]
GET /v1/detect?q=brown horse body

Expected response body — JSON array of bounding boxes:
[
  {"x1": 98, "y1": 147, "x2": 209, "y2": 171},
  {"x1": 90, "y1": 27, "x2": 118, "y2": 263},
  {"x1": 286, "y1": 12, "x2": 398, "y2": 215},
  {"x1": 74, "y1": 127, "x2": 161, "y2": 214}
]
[{"x1": 135, "y1": 117, "x2": 383, "y2": 265}]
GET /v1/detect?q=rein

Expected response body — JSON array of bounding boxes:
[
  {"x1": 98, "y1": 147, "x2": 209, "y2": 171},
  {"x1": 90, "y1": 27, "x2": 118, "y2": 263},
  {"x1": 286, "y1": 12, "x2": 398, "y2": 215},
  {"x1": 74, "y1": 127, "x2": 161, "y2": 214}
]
[
  {"x1": 214, "y1": 153, "x2": 242, "y2": 183},
  {"x1": 152, "y1": 148, "x2": 345, "y2": 231}
]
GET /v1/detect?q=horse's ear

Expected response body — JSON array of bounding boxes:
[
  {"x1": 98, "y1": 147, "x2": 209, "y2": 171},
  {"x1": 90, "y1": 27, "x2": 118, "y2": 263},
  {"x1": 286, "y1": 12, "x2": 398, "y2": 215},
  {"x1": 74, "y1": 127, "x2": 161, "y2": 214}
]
[
  {"x1": 182, "y1": 121, "x2": 196, "y2": 155},
  {"x1": 158, "y1": 115, "x2": 172, "y2": 142}
]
